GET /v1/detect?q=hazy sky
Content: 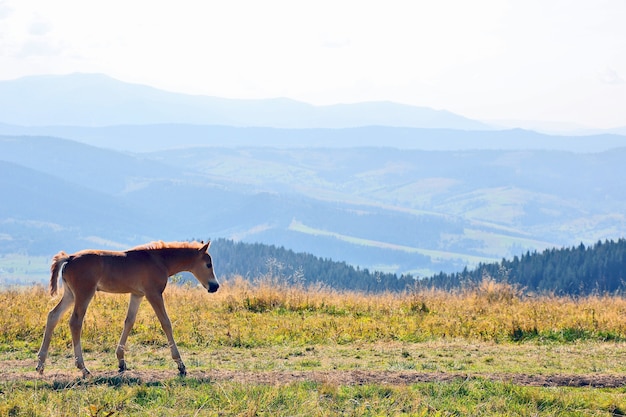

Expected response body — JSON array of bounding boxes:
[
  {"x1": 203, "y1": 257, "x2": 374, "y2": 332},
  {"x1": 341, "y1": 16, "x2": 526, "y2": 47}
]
[{"x1": 1, "y1": 0, "x2": 625, "y2": 129}]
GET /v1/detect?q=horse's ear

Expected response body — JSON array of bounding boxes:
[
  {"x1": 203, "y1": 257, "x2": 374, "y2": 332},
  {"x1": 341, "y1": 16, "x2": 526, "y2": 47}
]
[{"x1": 199, "y1": 241, "x2": 211, "y2": 253}]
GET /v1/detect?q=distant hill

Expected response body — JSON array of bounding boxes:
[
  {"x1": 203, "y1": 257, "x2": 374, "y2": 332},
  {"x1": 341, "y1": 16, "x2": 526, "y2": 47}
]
[
  {"x1": 0, "y1": 158, "x2": 151, "y2": 253},
  {"x1": 0, "y1": 73, "x2": 489, "y2": 129},
  {"x1": 1, "y1": 135, "x2": 625, "y2": 279},
  {"x1": 1, "y1": 124, "x2": 625, "y2": 153}
]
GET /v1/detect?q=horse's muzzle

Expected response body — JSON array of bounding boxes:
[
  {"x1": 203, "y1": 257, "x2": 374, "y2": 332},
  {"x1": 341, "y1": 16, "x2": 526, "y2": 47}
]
[{"x1": 208, "y1": 282, "x2": 219, "y2": 293}]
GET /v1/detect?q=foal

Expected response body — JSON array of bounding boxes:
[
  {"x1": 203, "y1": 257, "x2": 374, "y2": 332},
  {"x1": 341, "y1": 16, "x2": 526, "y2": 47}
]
[{"x1": 36, "y1": 240, "x2": 219, "y2": 377}]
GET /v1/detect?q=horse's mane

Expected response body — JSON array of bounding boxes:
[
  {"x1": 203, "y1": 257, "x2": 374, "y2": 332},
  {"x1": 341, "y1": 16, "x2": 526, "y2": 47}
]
[{"x1": 130, "y1": 240, "x2": 205, "y2": 251}]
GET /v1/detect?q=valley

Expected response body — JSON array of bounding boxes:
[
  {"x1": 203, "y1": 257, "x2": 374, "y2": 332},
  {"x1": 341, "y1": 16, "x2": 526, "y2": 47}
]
[{"x1": 2, "y1": 135, "x2": 625, "y2": 283}]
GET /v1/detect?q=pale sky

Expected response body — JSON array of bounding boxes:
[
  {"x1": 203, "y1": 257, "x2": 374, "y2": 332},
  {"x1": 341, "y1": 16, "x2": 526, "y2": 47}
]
[{"x1": 1, "y1": 0, "x2": 625, "y2": 129}]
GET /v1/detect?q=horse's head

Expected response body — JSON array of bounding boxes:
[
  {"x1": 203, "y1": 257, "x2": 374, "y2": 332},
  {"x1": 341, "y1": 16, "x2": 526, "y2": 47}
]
[{"x1": 191, "y1": 241, "x2": 219, "y2": 293}]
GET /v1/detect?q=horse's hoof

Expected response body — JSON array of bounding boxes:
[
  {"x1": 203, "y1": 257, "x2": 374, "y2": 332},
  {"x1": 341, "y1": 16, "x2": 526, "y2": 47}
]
[
  {"x1": 36, "y1": 365, "x2": 44, "y2": 375},
  {"x1": 81, "y1": 368, "x2": 92, "y2": 378},
  {"x1": 118, "y1": 361, "x2": 127, "y2": 373}
]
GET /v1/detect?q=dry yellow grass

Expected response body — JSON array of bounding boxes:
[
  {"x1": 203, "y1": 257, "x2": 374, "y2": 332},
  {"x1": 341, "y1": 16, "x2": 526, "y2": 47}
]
[{"x1": 3, "y1": 276, "x2": 626, "y2": 355}]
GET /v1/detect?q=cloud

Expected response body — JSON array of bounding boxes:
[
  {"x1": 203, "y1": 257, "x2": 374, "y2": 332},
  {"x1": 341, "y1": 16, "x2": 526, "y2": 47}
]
[
  {"x1": 599, "y1": 67, "x2": 625, "y2": 85},
  {"x1": 29, "y1": 18, "x2": 52, "y2": 36},
  {"x1": 16, "y1": 39, "x2": 62, "y2": 58},
  {"x1": 320, "y1": 33, "x2": 351, "y2": 49},
  {"x1": 0, "y1": 1, "x2": 12, "y2": 20}
]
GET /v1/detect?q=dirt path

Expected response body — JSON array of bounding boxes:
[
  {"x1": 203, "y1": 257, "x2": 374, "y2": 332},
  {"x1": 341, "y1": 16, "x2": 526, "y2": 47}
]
[
  {"x1": 5, "y1": 368, "x2": 626, "y2": 389},
  {"x1": 192, "y1": 369, "x2": 626, "y2": 388}
]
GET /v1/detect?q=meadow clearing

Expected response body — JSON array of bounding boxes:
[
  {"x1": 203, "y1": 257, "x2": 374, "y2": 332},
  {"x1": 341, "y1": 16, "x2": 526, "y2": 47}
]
[{"x1": 2, "y1": 276, "x2": 626, "y2": 416}]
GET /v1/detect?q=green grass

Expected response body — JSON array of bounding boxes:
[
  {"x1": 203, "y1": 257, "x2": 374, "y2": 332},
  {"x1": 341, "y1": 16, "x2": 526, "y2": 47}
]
[{"x1": 2, "y1": 376, "x2": 626, "y2": 416}]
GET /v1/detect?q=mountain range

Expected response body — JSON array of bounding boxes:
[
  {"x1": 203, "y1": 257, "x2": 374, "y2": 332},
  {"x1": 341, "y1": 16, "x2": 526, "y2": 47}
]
[
  {"x1": 1, "y1": 124, "x2": 625, "y2": 153},
  {"x1": 0, "y1": 73, "x2": 489, "y2": 129},
  {"x1": 0, "y1": 73, "x2": 625, "y2": 283}
]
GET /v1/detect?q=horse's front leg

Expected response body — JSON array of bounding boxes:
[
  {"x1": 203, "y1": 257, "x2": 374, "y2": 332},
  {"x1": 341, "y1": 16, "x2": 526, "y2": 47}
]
[
  {"x1": 116, "y1": 293, "x2": 143, "y2": 372},
  {"x1": 146, "y1": 292, "x2": 186, "y2": 376}
]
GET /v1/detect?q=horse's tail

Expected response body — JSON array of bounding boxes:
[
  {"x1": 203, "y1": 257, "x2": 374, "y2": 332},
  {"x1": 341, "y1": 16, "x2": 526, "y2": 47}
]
[{"x1": 50, "y1": 251, "x2": 70, "y2": 296}]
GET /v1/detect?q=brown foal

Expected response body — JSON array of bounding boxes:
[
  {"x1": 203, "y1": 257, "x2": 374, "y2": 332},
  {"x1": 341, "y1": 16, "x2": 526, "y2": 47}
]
[{"x1": 36, "y1": 240, "x2": 219, "y2": 377}]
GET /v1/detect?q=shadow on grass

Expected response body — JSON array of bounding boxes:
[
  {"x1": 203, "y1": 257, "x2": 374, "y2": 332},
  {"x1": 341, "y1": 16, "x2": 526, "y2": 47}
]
[{"x1": 47, "y1": 373, "x2": 215, "y2": 390}]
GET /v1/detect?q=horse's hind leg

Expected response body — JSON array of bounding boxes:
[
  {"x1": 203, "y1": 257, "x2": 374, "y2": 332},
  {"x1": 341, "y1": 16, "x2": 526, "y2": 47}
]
[
  {"x1": 69, "y1": 290, "x2": 96, "y2": 378},
  {"x1": 116, "y1": 293, "x2": 143, "y2": 372},
  {"x1": 37, "y1": 289, "x2": 75, "y2": 374}
]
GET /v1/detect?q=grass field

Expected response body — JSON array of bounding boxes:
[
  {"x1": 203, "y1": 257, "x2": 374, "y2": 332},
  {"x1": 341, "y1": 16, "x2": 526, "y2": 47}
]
[{"x1": 2, "y1": 277, "x2": 626, "y2": 416}]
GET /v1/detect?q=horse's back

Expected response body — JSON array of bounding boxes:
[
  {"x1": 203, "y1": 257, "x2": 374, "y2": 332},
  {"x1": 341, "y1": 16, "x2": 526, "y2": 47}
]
[{"x1": 64, "y1": 249, "x2": 166, "y2": 294}]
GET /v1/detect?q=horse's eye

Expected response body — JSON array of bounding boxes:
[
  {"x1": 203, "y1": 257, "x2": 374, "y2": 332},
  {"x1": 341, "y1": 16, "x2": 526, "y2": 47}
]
[{"x1": 206, "y1": 262, "x2": 212, "y2": 269}]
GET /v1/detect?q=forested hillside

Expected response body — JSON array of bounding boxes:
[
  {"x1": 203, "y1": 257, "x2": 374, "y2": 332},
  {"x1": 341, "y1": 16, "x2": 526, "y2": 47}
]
[
  {"x1": 206, "y1": 238, "x2": 626, "y2": 295},
  {"x1": 209, "y1": 238, "x2": 415, "y2": 292},
  {"x1": 425, "y1": 239, "x2": 626, "y2": 295}
]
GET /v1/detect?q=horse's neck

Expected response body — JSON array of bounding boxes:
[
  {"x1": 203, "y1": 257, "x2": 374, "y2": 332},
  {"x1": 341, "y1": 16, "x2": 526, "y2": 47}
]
[{"x1": 153, "y1": 248, "x2": 197, "y2": 275}]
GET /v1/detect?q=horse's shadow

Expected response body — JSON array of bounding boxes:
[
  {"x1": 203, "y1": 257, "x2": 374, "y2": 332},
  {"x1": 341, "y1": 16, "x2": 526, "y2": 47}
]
[{"x1": 46, "y1": 373, "x2": 214, "y2": 390}]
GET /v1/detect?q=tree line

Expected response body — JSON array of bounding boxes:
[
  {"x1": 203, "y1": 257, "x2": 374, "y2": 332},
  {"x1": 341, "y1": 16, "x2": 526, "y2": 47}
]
[
  {"x1": 424, "y1": 238, "x2": 626, "y2": 295},
  {"x1": 208, "y1": 238, "x2": 415, "y2": 292},
  {"x1": 207, "y1": 238, "x2": 626, "y2": 295}
]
